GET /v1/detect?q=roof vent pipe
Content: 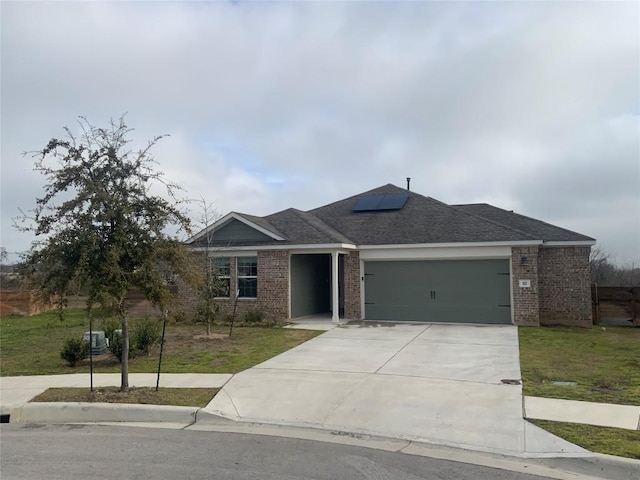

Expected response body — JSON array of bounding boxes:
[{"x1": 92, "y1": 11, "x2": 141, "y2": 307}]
[{"x1": 406, "y1": 177, "x2": 411, "y2": 191}]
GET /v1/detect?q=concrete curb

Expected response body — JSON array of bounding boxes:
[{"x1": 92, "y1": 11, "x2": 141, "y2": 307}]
[{"x1": 11, "y1": 402, "x2": 198, "y2": 425}]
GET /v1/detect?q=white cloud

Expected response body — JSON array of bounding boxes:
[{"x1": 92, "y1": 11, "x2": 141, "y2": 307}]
[{"x1": 1, "y1": 1, "x2": 638, "y2": 264}]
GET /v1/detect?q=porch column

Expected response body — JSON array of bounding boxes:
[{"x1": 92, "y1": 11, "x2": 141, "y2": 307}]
[{"x1": 331, "y1": 251, "x2": 340, "y2": 323}]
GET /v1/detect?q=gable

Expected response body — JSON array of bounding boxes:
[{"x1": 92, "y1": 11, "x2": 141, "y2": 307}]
[{"x1": 191, "y1": 218, "x2": 274, "y2": 246}]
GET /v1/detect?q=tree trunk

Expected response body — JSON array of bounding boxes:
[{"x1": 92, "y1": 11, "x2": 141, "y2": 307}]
[{"x1": 121, "y1": 315, "x2": 129, "y2": 392}]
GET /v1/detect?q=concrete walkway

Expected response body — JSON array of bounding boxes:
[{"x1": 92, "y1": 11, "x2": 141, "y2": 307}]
[
  {"x1": 0, "y1": 373, "x2": 232, "y2": 416},
  {"x1": 524, "y1": 396, "x2": 640, "y2": 430}
]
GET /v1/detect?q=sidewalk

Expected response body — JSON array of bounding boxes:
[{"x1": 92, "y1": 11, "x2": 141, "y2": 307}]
[
  {"x1": 3, "y1": 373, "x2": 637, "y2": 433},
  {"x1": 524, "y1": 396, "x2": 640, "y2": 431},
  {"x1": 0, "y1": 373, "x2": 232, "y2": 416}
]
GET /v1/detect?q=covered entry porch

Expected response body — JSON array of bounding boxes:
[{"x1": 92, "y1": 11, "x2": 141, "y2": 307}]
[{"x1": 290, "y1": 251, "x2": 348, "y2": 323}]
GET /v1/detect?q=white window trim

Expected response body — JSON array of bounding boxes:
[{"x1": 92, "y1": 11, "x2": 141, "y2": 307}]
[
  {"x1": 237, "y1": 256, "x2": 258, "y2": 299},
  {"x1": 211, "y1": 256, "x2": 231, "y2": 299}
]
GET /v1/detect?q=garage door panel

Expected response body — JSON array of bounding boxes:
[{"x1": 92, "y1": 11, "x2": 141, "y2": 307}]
[{"x1": 364, "y1": 260, "x2": 511, "y2": 324}]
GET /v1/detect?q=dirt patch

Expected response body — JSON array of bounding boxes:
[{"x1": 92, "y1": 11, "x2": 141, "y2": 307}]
[
  {"x1": 192, "y1": 333, "x2": 228, "y2": 341},
  {"x1": 32, "y1": 386, "x2": 219, "y2": 407}
]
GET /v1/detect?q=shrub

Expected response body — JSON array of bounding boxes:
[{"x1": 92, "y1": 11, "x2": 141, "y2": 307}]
[
  {"x1": 222, "y1": 313, "x2": 236, "y2": 325},
  {"x1": 172, "y1": 310, "x2": 187, "y2": 324},
  {"x1": 60, "y1": 337, "x2": 89, "y2": 367},
  {"x1": 131, "y1": 317, "x2": 161, "y2": 355},
  {"x1": 243, "y1": 310, "x2": 264, "y2": 324},
  {"x1": 108, "y1": 331, "x2": 135, "y2": 363},
  {"x1": 100, "y1": 317, "x2": 120, "y2": 343}
]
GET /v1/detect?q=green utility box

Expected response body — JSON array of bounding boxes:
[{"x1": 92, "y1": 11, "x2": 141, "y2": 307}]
[{"x1": 83, "y1": 331, "x2": 108, "y2": 355}]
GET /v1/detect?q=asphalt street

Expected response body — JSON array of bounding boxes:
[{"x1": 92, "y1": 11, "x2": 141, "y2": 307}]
[{"x1": 0, "y1": 424, "x2": 557, "y2": 480}]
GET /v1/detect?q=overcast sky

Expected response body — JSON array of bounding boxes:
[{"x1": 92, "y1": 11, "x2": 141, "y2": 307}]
[{"x1": 1, "y1": 1, "x2": 639, "y2": 265}]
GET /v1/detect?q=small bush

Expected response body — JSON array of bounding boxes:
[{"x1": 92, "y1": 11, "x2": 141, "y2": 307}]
[
  {"x1": 221, "y1": 313, "x2": 236, "y2": 325},
  {"x1": 60, "y1": 337, "x2": 89, "y2": 367},
  {"x1": 108, "y1": 332, "x2": 135, "y2": 363},
  {"x1": 100, "y1": 317, "x2": 120, "y2": 343},
  {"x1": 132, "y1": 317, "x2": 161, "y2": 355},
  {"x1": 243, "y1": 310, "x2": 264, "y2": 324}
]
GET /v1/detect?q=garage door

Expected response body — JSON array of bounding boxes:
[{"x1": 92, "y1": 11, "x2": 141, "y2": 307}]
[{"x1": 364, "y1": 259, "x2": 511, "y2": 324}]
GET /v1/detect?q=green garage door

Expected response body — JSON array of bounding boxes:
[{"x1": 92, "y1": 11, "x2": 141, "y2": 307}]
[{"x1": 364, "y1": 259, "x2": 511, "y2": 324}]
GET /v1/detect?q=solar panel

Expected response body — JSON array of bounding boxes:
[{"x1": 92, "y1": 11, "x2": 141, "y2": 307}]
[
  {"x1": 352, "y1": 193, "x2": 409, "y2": 212},
  {"x1": 378, "y1": 193, "x2": 409, "y2": 210},
  {"x1": 352, "y1": 195, "x2": 384, "y2": 211}
]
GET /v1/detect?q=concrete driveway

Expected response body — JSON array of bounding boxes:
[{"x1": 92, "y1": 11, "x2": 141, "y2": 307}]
[{"x1": 204, "y1": 323, "x2": 587, "y2": 457}]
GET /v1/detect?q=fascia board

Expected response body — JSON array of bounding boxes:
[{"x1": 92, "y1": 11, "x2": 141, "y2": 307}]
[
  {"x1": 357, "y1": 240, "x2": 543, "y2": 250},
  {"x1": 542, "y1": 241, "x2": 596, "y2": 247}
]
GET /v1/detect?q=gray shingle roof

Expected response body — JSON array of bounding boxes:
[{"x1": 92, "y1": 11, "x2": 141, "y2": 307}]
[
  {"x1": 263, "y1": 209, "x2": 354, "y2": 245},
  {"x1": 189, "y1": 184, "x2": 595, "y2": 247},
  {"x1": 453, "y1": 203, "x2": 595, "y2": 242},
  {"x1": 309, "y1": 184, "x2": 533, "y2": 244}
]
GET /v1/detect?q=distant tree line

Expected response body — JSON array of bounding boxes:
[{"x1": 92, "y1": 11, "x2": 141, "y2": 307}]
[{"x1": 590, "y1": 247, "x2": 640, "y2": 286}]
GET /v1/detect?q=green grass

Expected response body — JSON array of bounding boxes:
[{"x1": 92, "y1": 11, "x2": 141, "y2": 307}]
[
  {"x1": 518, "y1": 326, "x2": 640, "y2": 405},
  {"x1": 32, "y1": 387, "x2": 219, "y2": 407},
  {"x1": 0, "y1": 308, "x2": 321, "y2": 376},
  {"x1": 529, "y1": 420, "x2": 640, "y2": 459}
]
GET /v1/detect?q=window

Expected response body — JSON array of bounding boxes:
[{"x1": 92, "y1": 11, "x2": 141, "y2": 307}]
[
  {"x1": 237, "y1": 256, "x2": 257, "y2": 298},
  {"x1": 210, "y1": 256, "x2": 230, "y2": 298}
]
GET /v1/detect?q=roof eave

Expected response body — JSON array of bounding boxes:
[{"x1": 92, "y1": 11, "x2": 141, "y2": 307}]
[{"x1": 188, "y1": 242, "x2": 358, "y2": 252}]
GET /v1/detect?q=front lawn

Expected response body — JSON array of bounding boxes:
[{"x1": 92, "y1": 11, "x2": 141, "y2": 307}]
[
  {"x1": 520, "y1": 325, "x2": 640, "y2": 459},
  {"x1": 518, "y1": 325, "x2": 640, "y2": 405},
  {"x1": 0, "y1": 309, "x2": 321, "y2": 377},
  {"x1": 529, "y1": 420, "x2": 640, "y2": 459}
]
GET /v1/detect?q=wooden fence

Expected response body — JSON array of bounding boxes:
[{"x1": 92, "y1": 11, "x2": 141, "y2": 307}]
[{"x1": 592, "y1": 285, "x2": 640, "y2": 326}]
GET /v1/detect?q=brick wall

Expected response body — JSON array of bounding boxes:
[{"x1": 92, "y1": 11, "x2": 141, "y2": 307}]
[
  {"x1": 538, "y1": 246, "x2": 592, "y2": 326},
  {"x1": 257, "y1": 250, "x2": 289, "y2": 320},
  {"x1": 176, "y1": 250, "x2": 290, "y2": 322},
  {"x1": 511, "y1": 246, "x2": 540, "y2": 326},
  {"x1": 343, "y1": 251, "x2": 361, "y2": 319}
]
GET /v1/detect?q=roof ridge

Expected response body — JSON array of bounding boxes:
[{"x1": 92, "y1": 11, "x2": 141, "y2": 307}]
[{"x1": 309, "y1": 183, "x2": 408, "y2": 212}]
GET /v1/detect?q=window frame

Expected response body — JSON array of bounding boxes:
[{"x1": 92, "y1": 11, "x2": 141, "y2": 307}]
[
  {"x1": 237, "y1": 256, "x2": 258, "y2": 299},
  {"x1": 210, "y1": 256, "x2": 231, "y2": 299}
]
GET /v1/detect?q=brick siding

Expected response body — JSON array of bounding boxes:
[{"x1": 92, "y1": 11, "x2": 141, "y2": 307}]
[
  {"x1": 343, "y1": 251, "x2": 361, "y2": 319},
  {"x1": 511, "y1": 245, "x2": 593, "y2": 327},
  {"x1": 538, "y1": 246, "x2": 592, "y2": 327},
  {"x1": 256, "y1": 250, "x2": 289, "y2": 320},
  {"x1": 176, "y1": 250, "x2": 290, "y2": 322},
  {"x1": 511, "y1": 246, "x2": 540, "y2": 326}
]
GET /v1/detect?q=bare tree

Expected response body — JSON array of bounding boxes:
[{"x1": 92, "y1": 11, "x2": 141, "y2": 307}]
[
  {"x1": 192, "y1": 196, "x2": 224, "y2": 336},
  {"x1": 590, "y1": 247, "x2": 640, "y2": 286}
]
